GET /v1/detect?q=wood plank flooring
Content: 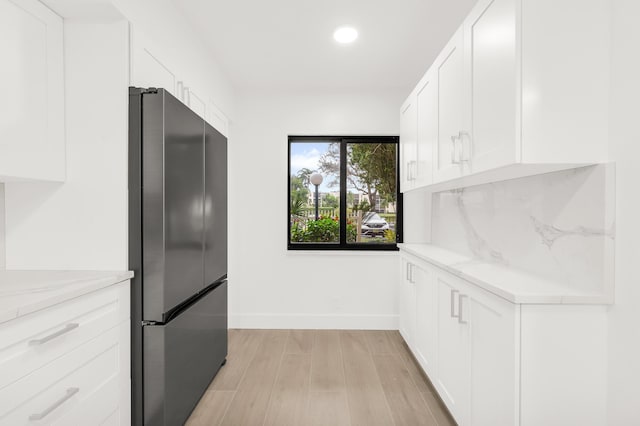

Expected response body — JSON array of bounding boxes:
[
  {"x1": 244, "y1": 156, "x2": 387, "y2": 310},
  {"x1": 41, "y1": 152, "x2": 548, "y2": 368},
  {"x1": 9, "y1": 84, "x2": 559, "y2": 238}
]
[{"x1": 187, "y1": 329, "x2": 456, "y2": 426}]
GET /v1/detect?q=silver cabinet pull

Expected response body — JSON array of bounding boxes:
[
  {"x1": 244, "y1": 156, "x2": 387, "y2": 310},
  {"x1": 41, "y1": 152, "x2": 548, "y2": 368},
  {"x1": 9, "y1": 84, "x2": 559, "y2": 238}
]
[
  {"x1": 450, "y1": 289, "x2": 460, "y2": 318},
  {"x1": 184, "y1": 86, "x2": 191, "y2": 106},
  {"x1": 406, "y1": 262, "x2": 411, "y2": 282},
  {"x1": 459, "y1": 131, "x2": 471, "y2": 163},
  {"x1": 458, "y1": 294, "x2": 469, "y2": 324},
  {"x1": 29, "y1": 387, "x2": 79, "y2": 421},
  {"x1": 451, "y1": 135, "x2": 458, "y2": 164},
  {"x1": 29, "y1": 323, "x2": 79, "y2": 346},
  {"x1": 409, "y1": 264, "x2": 415, "y2": 284},
  {"x1": 176, "y1": 81, "x2": 184, "y2": 100}
]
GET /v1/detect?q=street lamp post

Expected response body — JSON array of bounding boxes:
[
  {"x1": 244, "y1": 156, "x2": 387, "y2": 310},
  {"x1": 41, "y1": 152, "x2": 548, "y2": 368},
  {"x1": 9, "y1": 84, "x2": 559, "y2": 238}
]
[{"x1": 310, "y1": 172, "x2": 323, "y2": 220}]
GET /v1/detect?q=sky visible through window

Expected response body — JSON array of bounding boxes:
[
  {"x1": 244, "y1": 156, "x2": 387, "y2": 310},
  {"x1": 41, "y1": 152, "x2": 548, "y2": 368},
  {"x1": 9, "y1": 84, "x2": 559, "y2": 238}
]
[{"x1": 290, "y1": 142, "x2": 335, "y2": 192}]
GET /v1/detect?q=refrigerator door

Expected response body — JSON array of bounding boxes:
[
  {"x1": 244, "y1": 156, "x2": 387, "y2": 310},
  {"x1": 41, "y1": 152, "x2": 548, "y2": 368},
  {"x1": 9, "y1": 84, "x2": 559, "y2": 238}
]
[
  {"x1": 204, "y1": 122, "x2": 228, "y2": 287},
  {"x1": 142, "y1": 90, "x2": 206, "y2": 321},
  {"x1": 143, "y1": 281, "x2": 228, "y2": 426}
]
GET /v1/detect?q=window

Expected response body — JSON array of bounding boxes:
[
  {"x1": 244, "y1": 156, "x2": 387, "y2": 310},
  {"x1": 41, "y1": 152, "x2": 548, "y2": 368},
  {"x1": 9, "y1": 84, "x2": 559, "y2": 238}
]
[{"x1": 288, "y1": 136, "x2": 402, "y2": 250}]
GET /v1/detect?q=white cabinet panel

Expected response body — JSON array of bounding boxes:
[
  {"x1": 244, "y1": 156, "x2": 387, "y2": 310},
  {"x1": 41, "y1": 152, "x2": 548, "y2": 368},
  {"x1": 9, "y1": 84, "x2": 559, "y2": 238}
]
[
  {"x1": 400, "y1": 95, "x2": 417, "y2": 192},
  {"x1": 415, "y1": 72, "x2": 436, "y2": 188},
  {"x1": 414, "y1": 262, "x2": 436, "y2": 377},
  {"x1": 0, "y1": 0, "x2": 64, "y2": 182},
  {"x1": 206, "y1": 100, "x2": 229, "y2": 137},
  {"x1": 468, "y1": 284, "x2": 519, "y2": 426},
  {"x1": 187, "y1": 88, "x2": 206, "y2": 118},
  {"x1": 0, "y1": 323, "x2": 125, "y2": 426},
  {"x1": 398, "y1": 248, "x2": 607, "y2": 426},
  {"x1": 0, "y1": 284, "x2": 128, "y2": 389},
  {"x1": 435, "y1": 273, "x2": 469, "y2": 424},
  {"x1": 434, "y1": 29, "x2": 464, "y2": 183},
  {"x1": 130, "y1": 29, "x2": 176, "y2": 96},
  {"x1": 399, "y1": 257, "x2": 416, "y2": 346},
  {"x1": 130, "y1": 25, "x2": 229, "y2": 137},
  {"x1": 403, "y1": 0, "x2": 609, "y2": 190},
  {"x1": 465, "y1": 0, "x2": 518, "y2": 173},
  {"x1": 0, "y1": 282, "x2": 130, "y2": 426}
]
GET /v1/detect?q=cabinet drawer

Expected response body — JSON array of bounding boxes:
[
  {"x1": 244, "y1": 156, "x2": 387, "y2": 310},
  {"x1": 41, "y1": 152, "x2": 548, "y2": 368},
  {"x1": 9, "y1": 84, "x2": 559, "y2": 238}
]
[
  {"x1": 0, "y1": 282, "x2": 129, "y2": 389},
  {"x1": 0, "y1": 322, "x2": 125, "y2": 425}
]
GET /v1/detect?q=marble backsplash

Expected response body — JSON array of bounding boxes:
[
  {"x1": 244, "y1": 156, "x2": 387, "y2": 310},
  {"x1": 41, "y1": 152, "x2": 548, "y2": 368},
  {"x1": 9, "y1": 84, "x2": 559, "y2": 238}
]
[
  {"x1": 431, "y1": 165, "x2": 615, "y2": 293},
  {"x1": 0, "y1": 184, "x2": 4, "y2": 270}
]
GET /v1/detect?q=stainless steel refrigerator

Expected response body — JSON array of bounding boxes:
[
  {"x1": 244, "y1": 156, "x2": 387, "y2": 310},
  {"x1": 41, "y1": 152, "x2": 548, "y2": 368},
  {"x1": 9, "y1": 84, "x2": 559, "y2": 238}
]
[{"x1": 128, "y1": 87, "x2": 228, "y2": 426}]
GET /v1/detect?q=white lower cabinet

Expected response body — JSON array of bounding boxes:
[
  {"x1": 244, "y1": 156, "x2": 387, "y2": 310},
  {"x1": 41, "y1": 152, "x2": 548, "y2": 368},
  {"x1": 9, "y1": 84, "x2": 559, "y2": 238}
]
[
  {"x1": 435, "y1": 273, "x2": 471, "y2": 424},
  {"x1": 0, "y1": 282, "x2": 131, "y2": 426},
  {"x1": 414, "y1": 262, "x2": 436, "y2": 377},
  {"x1": 399, "y1": 257, "x2": 416, "y2": 347},
  {"x1": 401, "y1": 252, "x2": 606, "y2": 426}
]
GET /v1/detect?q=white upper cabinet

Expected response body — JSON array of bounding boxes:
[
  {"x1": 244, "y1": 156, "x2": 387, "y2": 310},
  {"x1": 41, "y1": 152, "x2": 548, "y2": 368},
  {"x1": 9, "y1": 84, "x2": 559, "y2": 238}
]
[
  {"x1": 434, "y1": 28, "x2": 465, "y2": 183},
  {"x1": 0, "y1": 0, "x2": 64, "y2": 182},
  {"x1": 400, "y1": 68, "x2": 437, "y2": 193},
  {"x1": 131, "y1": 35, "x2": 177, "y2": 97},
  {"x1": 464, "y1": 0, "x2": 518, "y2": 173},
  {"x1": 130, "y1": 26, "x2": 229, "y2": 136},
  {"x1": 414, "y1": 70, "x2": 437, "y2": 188},
  {"x1": 399, "y1": 94, "x2": 417, "y2": 192},
  {"x1": 402, "y1": 0, "x2": 610, "y2": 190}
]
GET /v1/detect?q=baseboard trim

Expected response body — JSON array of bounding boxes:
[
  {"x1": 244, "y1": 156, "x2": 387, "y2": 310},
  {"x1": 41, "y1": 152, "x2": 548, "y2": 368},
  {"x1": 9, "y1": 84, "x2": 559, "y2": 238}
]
[{"x1": 229, "y1": 313, "x2": 399, "y2": 330}]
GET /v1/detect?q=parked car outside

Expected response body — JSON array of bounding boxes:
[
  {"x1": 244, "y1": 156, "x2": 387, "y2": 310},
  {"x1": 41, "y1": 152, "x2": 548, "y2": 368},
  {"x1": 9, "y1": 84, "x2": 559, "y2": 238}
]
[{"x1": 361, "y1": 212, "x2": 390, "y2": 237}]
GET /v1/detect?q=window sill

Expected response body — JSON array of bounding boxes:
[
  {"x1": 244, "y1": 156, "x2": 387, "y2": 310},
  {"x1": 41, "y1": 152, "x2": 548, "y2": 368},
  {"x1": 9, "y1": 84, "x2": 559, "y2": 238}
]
[{"x1": 286, "y1": 248, "x2": 400, "y2": 257}]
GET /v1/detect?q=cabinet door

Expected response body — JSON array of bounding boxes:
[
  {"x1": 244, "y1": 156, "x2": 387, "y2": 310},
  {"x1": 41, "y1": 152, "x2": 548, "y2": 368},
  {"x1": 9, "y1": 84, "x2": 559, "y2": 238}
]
[
  {"x1": 435, "y1": 273, "x2": 470, "y2": 425},
  {"x1": 0, "y1": 0, "x2": 64, "y2": 182},
  {"x1": 130, "y1": 28, "x2": 177, "y2": 96},
  {"x1": 186, "y1": 88, "x2": 206, "y2": 118},
  {"x1": 467, "y1": 287, "x2": 518, "y2": 426},
  {"x1": 464, "y1": 0, "x2": 518, "y2": 174},
  {"x1": 414, "y1": 262, "x2": 437, "y2": 377},
  {"x1": 400, "y1": 95, "x2": 417, "y2": 193},
  {"x1": 399, "y1": 258, "x2": 416, "y2": 347},
  {"x1": 434, "y1": 28, "x2": 465, "y2": 183},
  {"x1": 206, "y1": 100, "x2": 229, "y2": 137},
  {"x1": 415, "y1": 71, "x2": 437, "y2": 188}
]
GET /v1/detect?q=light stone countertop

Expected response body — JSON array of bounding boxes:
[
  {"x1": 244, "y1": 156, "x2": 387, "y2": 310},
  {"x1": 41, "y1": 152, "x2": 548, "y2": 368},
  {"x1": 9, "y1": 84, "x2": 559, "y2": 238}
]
[
  {"x1": 0, "y1": 270, "x2": 134, "y2": 324},
  {"x1": 399, "y1": 244, "x2": 612, "y2": 305}
]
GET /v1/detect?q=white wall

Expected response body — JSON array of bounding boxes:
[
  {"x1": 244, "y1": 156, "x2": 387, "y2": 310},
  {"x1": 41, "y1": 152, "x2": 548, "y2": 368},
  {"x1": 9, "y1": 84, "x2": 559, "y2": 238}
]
[
  {"x1": 606, "y1": 0, "x2": 640, "y2": 423},
  {"x1": 229, "y1": 89, "x2": 405, "y2": 329}
]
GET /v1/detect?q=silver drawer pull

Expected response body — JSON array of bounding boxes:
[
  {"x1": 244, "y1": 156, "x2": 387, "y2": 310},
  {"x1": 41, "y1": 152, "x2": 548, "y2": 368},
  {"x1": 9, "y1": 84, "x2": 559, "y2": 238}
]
[
  {"x1": 458, "y1": 294, "x2": 469, "y2": 324},
  {"x1": 29, "y1": 323, "x2": 79, "y2": 346},
  {"x1": 450, "y1": 289, "x2": 460, "y2": 318},
  {"x1": 29, "y1": 387, "x2": 79, "y2": 421}
]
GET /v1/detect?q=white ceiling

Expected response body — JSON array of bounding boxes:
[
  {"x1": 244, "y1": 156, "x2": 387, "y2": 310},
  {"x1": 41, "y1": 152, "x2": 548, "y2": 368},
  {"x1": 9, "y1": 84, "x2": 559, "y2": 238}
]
[{"x1": 173, "y1": 0, "x2": 478, "y2": 92}]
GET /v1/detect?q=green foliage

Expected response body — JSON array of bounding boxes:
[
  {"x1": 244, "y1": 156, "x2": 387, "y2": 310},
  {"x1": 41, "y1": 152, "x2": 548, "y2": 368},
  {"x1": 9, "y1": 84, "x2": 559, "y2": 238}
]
[
  {"x1": 319, "y1": 142, "x2": 397, "y2": 209},
  {"x1": 290, "y1": 175, "x2": 309, "y2": 207},
  {"x1": 290, "y1": 217, "x2": 356, "y2": 243},
  {"x1": 349, "y1": 143, "x2": 397, "y2": 202},
  {"x1": 352, "y1": 200, "x2": 371, "y2": 213},
  {"x1": 323, "y1": 193, "x2": 339, "y2": 208},
  {"x1": 384, "y1": 229, "x2": 396, "y2": 243},
  {"x1": 290, "y1": 198, "x2": 306, "y2": 218}
]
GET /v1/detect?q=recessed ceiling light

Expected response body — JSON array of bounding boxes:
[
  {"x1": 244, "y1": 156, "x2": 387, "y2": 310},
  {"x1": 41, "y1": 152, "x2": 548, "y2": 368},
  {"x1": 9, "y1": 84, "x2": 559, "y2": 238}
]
[{"x1": 334, "y1": 26, "x2": 358, "y2": 44}]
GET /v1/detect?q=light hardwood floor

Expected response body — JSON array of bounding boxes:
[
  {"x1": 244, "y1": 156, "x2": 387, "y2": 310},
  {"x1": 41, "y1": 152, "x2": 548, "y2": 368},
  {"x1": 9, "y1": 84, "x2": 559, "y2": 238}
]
[{"x1": 186, "y1": 329, "x2": 456, "y2": 426}]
